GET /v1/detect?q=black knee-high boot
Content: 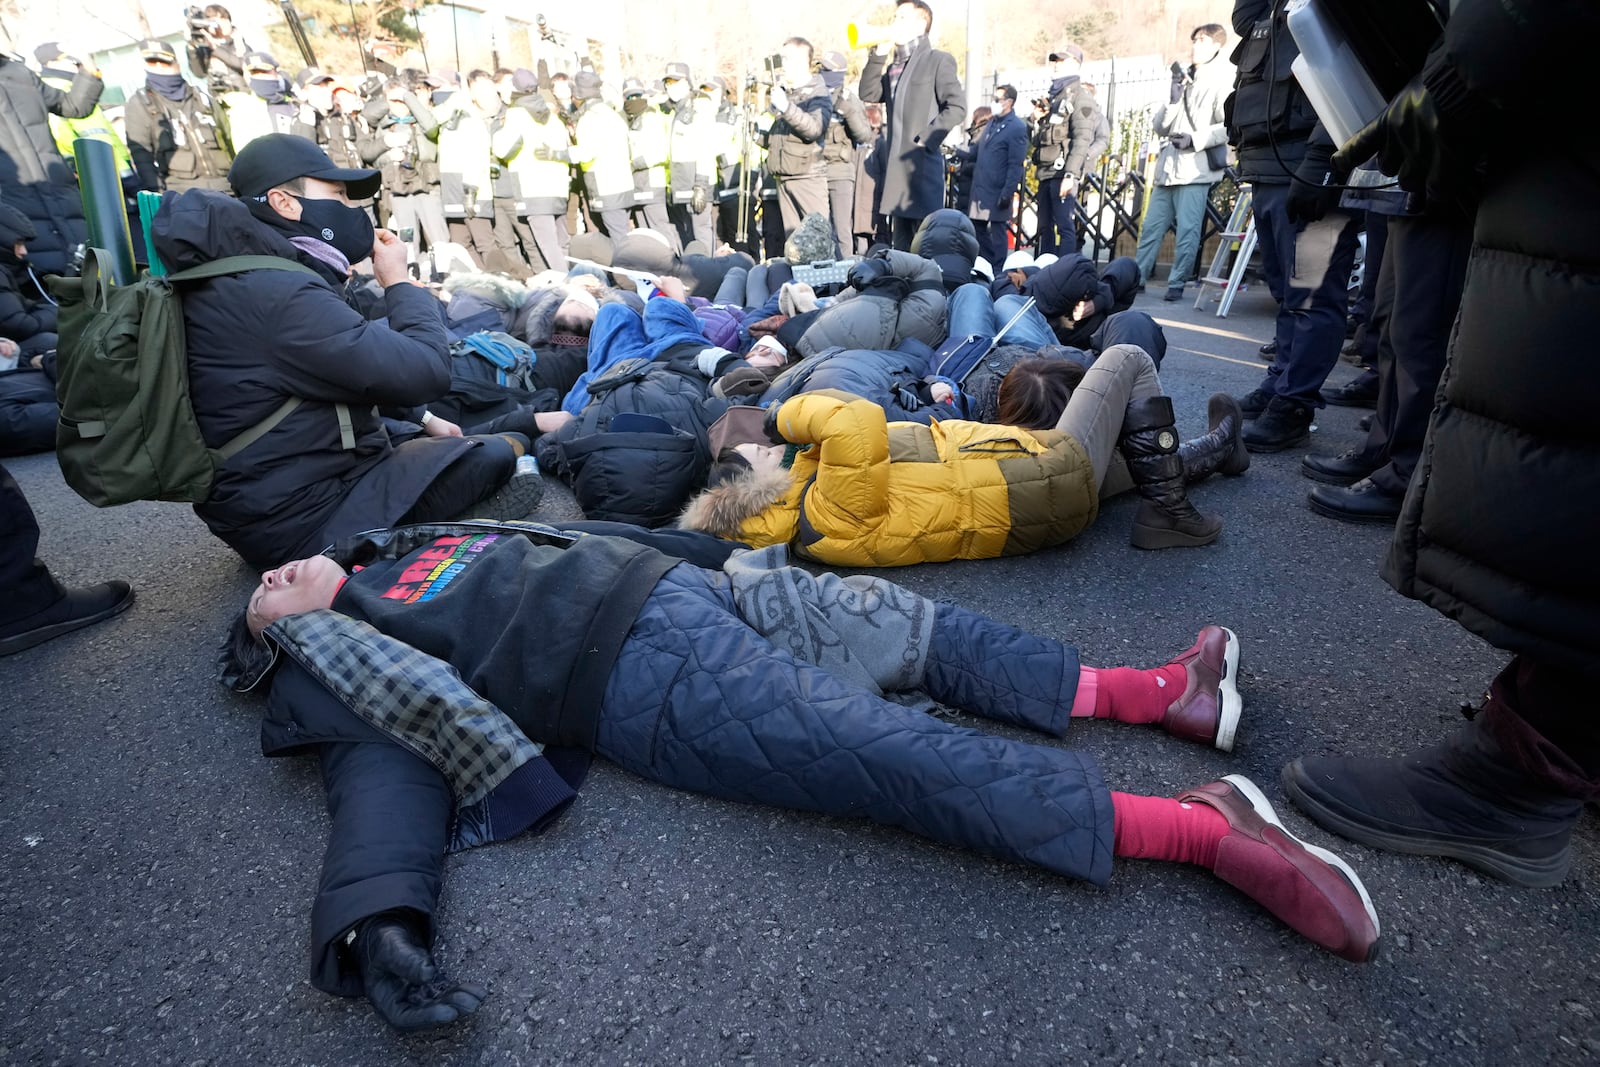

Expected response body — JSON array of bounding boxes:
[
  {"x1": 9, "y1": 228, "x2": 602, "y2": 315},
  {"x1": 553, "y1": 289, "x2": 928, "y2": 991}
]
[{"x1": 1120, "y1": 396, "x2": 1224, "y2": 550}]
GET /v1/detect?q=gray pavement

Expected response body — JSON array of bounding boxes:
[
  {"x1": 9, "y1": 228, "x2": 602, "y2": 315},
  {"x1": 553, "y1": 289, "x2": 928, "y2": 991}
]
[{"x1": 2, "y1": 288, "x2": 1596, "y2": 1066}]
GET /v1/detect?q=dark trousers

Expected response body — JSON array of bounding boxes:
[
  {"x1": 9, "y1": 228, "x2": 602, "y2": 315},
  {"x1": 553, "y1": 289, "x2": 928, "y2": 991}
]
[
  {"x1": 397, "y1": 435, "x2": 517, "y2": 525},
  {"x1": 972, "y1": 218, "x2": 1009, "y2": 266},
  {"x1": 0, "y1": 463, "x2": 64, "y2": 625},
  {"x1": 1035, "y1": 176, "x2": 1078, "y2": 255},
  {"x1": 1346, "y1": 210, "x2": 1389, "y2": 364},
  {"x1": 594, "y1": 564, "x2": 1114, "y2": 885},
  {"x1": 447, "y1": 217, "x2": 508, "y2": 273},
  {"x1": 889, "y1": 213, "x2": 923, "y2": 251},
  {"x1": 1251, "y1": 184, "x2": 1364, "y2": 407},
  {"x1": 669, "y1": 202, "x2": 715, "y2": 252},
  {"x1": 827, "y1": 177, "x2": 855, "y2": 258},
  {"x1": 0, "y1": 369, "x2": 57, "y2": 456},
  {"x1": 1483, "y1": 656, "x2": 1600, "y2": 800},
  {"x1": 1358, "y1": 212, "x2": 1472, "y2": 494}
]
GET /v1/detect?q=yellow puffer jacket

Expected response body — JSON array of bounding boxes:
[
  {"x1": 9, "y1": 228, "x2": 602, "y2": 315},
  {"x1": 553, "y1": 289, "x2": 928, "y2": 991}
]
[{"x1": 679, "y1": 390, "x2": 1099, "y2": 567}]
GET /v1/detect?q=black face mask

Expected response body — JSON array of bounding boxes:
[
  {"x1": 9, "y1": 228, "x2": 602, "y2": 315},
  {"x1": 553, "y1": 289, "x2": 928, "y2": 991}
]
[
  {"x1": 623, "y1": 97, "x2": 649, "y2": 117},
  {"x1": 293, "y1": 196, "x2": 375, "y2": 263},
  {"x1": 250, "y1": 75, "x2": 287, "y2": 103}
]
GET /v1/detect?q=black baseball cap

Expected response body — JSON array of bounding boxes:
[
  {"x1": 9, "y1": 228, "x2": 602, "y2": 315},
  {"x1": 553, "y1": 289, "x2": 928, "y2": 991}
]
[
  {"x1": 243, "y1": 51, "x2": 280, "y2": 71},
  {"x1": 295, "y1": 66, "x2": 335, "y2": 89},
  {"x1": 229, "y1": 133, "x2": 382, "y2": 199},
  {"x1": 663, "y1": 61, "x2": 691, "y2": 82}
]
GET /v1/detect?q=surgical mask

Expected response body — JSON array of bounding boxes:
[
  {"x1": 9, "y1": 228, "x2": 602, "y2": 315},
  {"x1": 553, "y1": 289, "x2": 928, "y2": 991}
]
[
  {"x1": 623, "y1": 97, "x2": 649, "y2": 117},
  {"x1": 293, "y1": 196, "x2": 375, "y2": 263}
]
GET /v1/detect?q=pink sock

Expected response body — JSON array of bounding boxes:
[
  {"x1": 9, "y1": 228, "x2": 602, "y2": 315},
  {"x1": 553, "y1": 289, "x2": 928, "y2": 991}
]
[
  {"x1": 1070, "y1": 664, "x2": 1188, "y2": 723},
  {"x1": 1111, "y1": 792, "x2": 1230, "y2": 868}
]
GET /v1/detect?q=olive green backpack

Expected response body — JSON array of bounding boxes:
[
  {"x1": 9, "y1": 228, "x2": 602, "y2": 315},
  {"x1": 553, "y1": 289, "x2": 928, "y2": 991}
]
[{"x1": 50, "y1": 251, "x2": 321, "y2": 506}]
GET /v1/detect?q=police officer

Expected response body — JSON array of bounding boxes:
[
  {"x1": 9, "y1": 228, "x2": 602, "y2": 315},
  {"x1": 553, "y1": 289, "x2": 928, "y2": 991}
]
[
  {"x1": 1226, "y1": 0, "x2": 1363, "y2": 453},
  {"x1": 1030, "y1": 43, "x2": 1105, "y2": 256},
  {"x1": 125, "y1": 38, "x2": 232, "y2": 193},
  {"x1": 621, "y1": 77, "x2": 672, "y2": 238},
  {"x1": 662, "y1": 62, "x2": 715, "y2": 250}
]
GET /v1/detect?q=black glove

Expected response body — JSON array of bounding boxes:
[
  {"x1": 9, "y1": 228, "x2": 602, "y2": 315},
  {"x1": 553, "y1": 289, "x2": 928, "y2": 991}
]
[
  {"x1": 847, "y1": 256, "x2": 891, "y2": 291},
  {"x1": 1286, "y1": 142, "x2": 1340, "y2": 225},
  {"x1": 1331, "y1": 58, "x2": 1486, "y2": 212},
  {"x1": 690, "y1": 184, "x2": 709, "y2": 214},
  {"x1": 1169, "y1": 62, "x2": 1186, "y2": 104},
  {"x1": 1168, "y1": 132, "x2": 1193, "y2": 151},
  {"x1": 762, "y1": 403, "x2": 789, "y2": 445},
  {"x1": 355, "y1": 913, "x2": 487, "y2": 1033}
]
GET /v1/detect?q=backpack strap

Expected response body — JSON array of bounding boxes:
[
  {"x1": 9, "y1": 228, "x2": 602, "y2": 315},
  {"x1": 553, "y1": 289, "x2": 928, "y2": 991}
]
[
  {"x1": 166, "y1": 255, "x2": 321, "y2": 282},
  {"x1": 167, "y1": 256, "x2": 352, "y2": 457}
]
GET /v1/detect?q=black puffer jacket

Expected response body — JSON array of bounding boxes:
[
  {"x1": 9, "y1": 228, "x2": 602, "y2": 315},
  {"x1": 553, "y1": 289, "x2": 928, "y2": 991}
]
[
  {"x1": 0, "y1": 57, "x2": 103, "y2": 276},
  {"x1": 909, "y1": 209, "x2": 979, "y2": 292},
  {"x1": 0, "y1": 202, "x2": 55, "y2": 341},
  {"x1": 1013, "y1": 253, "x2": 1142, "y2": 348},
  {"x1": 151, "y1": 189, "x2": 467, "y2": 568},
  {"x1": 1384, "y1": 0, "x2": 1600, "y2": 675}
]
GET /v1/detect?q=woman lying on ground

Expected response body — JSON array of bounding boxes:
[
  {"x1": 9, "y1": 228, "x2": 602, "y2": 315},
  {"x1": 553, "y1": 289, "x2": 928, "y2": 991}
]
[
  {"x1": 678, "y1": 344, "x2": 1248, "y2": 565},
  {"x1": 222, "y1": 519, "x2": 1379, "y2": 1032}
]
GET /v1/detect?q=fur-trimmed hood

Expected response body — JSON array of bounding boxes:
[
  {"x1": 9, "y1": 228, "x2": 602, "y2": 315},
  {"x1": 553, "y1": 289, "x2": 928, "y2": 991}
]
[{"x1": 677, "y1": 464, "x2": 797, "y2": 541}]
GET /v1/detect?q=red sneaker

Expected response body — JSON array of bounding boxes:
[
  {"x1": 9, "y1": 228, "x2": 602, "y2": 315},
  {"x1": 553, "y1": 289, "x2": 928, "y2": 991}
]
[
  {"x1": 1161, "y1": 625, "x2": 1242, "y2": 751},
  {"x1": 1177, "y1": 774, "x2": 1380, "y2": 963}
]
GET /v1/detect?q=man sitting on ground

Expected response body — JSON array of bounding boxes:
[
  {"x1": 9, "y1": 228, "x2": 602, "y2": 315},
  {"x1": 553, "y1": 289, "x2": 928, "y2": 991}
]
[{"x1": 150, "y1": 134, "x2": 541, "y2": 568}]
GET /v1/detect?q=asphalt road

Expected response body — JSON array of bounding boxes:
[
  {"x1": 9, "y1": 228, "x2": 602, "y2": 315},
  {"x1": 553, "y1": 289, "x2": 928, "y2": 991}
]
[{"x1": 2, "y1": 288, "x2": 1596, "y2": 1066}]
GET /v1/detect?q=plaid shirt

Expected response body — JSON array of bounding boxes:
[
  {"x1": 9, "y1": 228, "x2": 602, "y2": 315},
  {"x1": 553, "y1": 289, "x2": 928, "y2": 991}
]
[{"x1": 266, "y1": 608, "x2": 542, "y2": 811}]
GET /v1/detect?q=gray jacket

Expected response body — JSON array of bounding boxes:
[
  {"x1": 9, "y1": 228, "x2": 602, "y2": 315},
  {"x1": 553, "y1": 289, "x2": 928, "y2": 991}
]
[{"x1": 1150, "y1": 55, "x2": 1234, "y2": 187}]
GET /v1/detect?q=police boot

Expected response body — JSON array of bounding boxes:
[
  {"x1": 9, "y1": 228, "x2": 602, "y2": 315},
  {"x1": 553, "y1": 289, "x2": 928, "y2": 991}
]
[
  {"x1": 1120, "y1": 396, "x2": 1224, "y2": 550},
  {"x1": 1178, "y1": 392, "x2": 1250, "y2": 485}
]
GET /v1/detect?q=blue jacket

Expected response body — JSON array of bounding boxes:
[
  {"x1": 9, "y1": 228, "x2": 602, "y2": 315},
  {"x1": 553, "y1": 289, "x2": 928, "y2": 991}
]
[
  {"x1": 967, "y1": 109, "x2": 1028, "y2": 222},
  {"x1": 759, "y1": 339, "x2": 951, "y2": 425}
]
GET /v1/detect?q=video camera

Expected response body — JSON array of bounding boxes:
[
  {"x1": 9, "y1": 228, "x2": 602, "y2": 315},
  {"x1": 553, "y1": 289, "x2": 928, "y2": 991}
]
[{"x1": 185, "y1": 5, "x2": 223, "y2": 38}]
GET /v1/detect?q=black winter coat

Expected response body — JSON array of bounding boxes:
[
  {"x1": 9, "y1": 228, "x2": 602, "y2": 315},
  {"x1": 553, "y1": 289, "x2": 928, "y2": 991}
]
[
  {"x1": 859, "y1": 39, "x2": 966, "y2": 218},
  {"x1": 151, "y1": 190, "x2": 468, "y2": 568},
  {"x1": 1226, "y1": 0, "x2": 1319, "y2": 183},
  {"x1": 0, "y1": 257, "x2": 56, "y2": 341},
  {"x1": 1383, "y1": 0, "x2": 1600, "y2": 675},
  {"x1": 0, "y1": 58, "x2": 102, "y2": 276}
]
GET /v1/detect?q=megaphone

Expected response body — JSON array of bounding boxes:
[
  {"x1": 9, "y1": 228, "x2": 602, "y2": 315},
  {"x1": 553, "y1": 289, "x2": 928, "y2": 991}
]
[{"x1": 846, "y1": 22, "x2": 896, "y2": 51}]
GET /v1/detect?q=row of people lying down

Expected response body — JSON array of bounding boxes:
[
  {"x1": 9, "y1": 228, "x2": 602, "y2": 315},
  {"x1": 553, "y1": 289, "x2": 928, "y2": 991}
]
[
  {"x1": 428, "y1": 263, "x2": 1244, "y2": 560},
  {"x1": 141, "y1": 149, "x2": 1184, "y2": 572}
]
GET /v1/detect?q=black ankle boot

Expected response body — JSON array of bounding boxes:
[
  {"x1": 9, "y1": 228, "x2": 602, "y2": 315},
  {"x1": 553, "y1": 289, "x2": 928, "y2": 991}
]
[
  {"x1": 1179, "y1": 393, "x2": 1251, "y2": 485},
  {"x1": 1120, "y1": 396, "x2": 1224, "y2": 550},
  {"x1": 1282, "y1": 719, "x2": 1582, "y2": 888}
]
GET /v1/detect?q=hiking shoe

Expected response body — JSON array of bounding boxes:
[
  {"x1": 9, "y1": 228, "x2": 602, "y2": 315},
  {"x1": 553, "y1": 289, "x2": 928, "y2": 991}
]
[
  {"x1": 0, "y1": 581, "x2": 135, "y2": 656},
  {"x1": 1179, "y1": 774, "x2": 1381, "y2": 963},
  {"x1": 1242, "y1": 396, "x2": 1313, "y2": 453},
  {"x1": 1237, "y1": 387, "x2": 1275, "y2": 419},
  {"x1": 1163, "y1": 285, "x2": 1184, "y2": 302},
  {"x1": 1160, "y1": 625, "x2": 1242, "y2": 752},
  {"x1": 1281, "y1": 724, "x2": 1581, "y2": 888},
  {"x1": 453, "y1": 460, "x2": 545, "y2": 522}
]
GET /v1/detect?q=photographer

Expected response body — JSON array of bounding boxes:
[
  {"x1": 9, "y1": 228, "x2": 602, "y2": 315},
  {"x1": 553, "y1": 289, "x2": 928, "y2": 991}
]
[
  {"x1": 185, "y1": 4, "x2": 247, "y2": 94},
  {"x1": 1133, "y1": 25, "x2": 1233, "y2": 302},
  {"x1": 763, "y1": 39, "x2": 833, "y2": 253},
  {"x1": 1030, "y1": 43, "x2": 1105, "y2": 256}
]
